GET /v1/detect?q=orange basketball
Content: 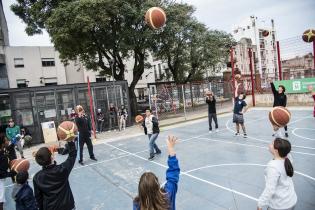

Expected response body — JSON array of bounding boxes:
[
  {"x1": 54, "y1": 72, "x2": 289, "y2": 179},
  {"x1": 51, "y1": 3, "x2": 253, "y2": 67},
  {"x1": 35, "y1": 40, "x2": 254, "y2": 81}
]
[
  {"x1": 145, "y1": 7, "x2": 166, "y2": 29},
  {"x1": 10, "y1": 159, "x2": 30, "y2": 173},
  {"x1": 262, "y1": 30, "x2": 269, "y2": 37},
  {"x1": 57, "y1": 121, "x2": 78, "y2": 141},
  {"x1": 235, "y1": 74, "x2": 241, "y2": 80},
  {"x1": 302, "y1": 29, "x2": 315, "y2": 43},
  {"x1": 269, "y1": 106, "x2": 291, "y2": 128},
  {"x1": 135, "y1": 115, "x2": 144, "y2": 123}
]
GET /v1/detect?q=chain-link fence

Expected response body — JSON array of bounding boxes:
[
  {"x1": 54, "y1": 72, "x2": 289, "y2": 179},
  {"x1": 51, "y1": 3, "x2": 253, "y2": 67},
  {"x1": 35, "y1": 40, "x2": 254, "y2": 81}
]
[{"x1": 142, "y1": 81, "x2": 233, "y2": 121}]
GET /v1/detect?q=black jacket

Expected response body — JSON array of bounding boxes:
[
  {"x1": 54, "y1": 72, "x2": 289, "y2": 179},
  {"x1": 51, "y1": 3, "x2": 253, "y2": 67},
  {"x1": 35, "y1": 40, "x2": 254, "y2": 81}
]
[
  {"x1": 0, "y1": 143, "x2": 17, "y2": 179},
  {"x1": 33, "y1": 141, "x2": 77, "y2": 210},
  {"x1": 75, "y1": 115, "x2": 92, "y2": 137},
  {"x1": 271, "y1": 82, "x2": 287, "y2": 107},
  {"x1": 142, "y1": 116, "x2": 160, "y2": 135},
  {"x1": 206, "y1": 96, "x2": 216, "y2": 114},
  {"x1": 12, "y1": 183, "x2": 38, "y2": 210}
]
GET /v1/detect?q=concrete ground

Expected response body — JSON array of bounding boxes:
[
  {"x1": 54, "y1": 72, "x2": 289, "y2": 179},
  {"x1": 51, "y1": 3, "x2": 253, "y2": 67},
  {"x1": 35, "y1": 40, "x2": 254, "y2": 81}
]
[{"x1": 3, "y1": 107, "x2": 315, "y2": 210}]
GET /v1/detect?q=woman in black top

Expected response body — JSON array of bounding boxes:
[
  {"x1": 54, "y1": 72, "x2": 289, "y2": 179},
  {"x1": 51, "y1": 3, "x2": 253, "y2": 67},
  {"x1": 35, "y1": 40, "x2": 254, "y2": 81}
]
[
  {"x1": 75, "y1": 106, "x2": 97, "y2": 165},
  {"x1": 206, "y1": 91, "x2": 218, "y2": 133},
  {"x1": 270, "y1": 80, "x2": 288, "y2": 137}
]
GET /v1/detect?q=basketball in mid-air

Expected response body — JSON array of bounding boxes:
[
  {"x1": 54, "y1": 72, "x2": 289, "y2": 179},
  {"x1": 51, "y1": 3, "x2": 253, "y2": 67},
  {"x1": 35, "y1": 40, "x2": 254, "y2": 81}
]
[
  {"x1": 269, "y1": 106, "x2": 291, "y2": 128},
  {"x1": 235, "y1": 74, "x2": 241, "y2": 80},
  {"x1": 57, "y1": 121, "x2": 78, "y2": 141},
  {"x1": 135, "y1": 115, "x2": 144, "y2": 123},
  {"x1": 262, "y1": 30, "x2": 269, "y2": 37},
  {"x1": 10, "y1": 159, "x2": 30, "y2": 173},
  {"x1": 302, "y1": 29, "x2": 315, "y2": 43},
  {"x1": 145, "y1": 7, "x2": 166, "y2": 29}
]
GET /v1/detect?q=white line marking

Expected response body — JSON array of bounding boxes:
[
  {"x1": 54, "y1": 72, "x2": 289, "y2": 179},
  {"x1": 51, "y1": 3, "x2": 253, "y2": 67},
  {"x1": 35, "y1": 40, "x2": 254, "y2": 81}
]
[
  {"x1": 184, "y1": 163, "x2": 315, "y2": 182},
  {"x1": 292, "y1": 128, "x2": 315, "y2": 141},
  {"x1": 225, "y1": 118, "x2": 315, "y2": 150},
  {"x1": 102, "y1": 142, "x2": 259, "y2": 202},
  {"x1": 196, "y1": 137, "x2": 315, "y2": 156}
]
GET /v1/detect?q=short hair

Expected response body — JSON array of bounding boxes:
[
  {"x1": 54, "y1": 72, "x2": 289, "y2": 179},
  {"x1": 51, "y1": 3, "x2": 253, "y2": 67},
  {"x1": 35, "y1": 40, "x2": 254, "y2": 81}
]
[
  {"x1": 279, "y1": 85, "x2": 286, "y2": 92},
  {"x1": 145, "y1": 108, "x2": 152, "y2": 113},
  {"x1": 35, "y1": 147, "x2": 52, "y2": 166},
  {"x1": 16, "y1": 171, "x2": 29, "y2": 185},
  {"x1": 239, "y1": 92, "x2": 246, "y2": 99}
]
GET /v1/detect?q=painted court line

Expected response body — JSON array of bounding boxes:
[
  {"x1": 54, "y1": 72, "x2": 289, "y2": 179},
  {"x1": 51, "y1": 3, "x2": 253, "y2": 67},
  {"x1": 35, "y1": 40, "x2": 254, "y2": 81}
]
[
  {"x1": 184, "y1": 163, "x2": 315, "y2": 182},
  {"x1": 225, "y1": 117, "x2": 315, "y2": 151},
  {"x1": 196, "y1": 137, "x2": 315, "y2": 156},
  {"x1": 102, "y1": 141, "x2": 259, "y2": 202},
  {"x1": 292, "y1": 128, "x2": 315, "y2": 141}
]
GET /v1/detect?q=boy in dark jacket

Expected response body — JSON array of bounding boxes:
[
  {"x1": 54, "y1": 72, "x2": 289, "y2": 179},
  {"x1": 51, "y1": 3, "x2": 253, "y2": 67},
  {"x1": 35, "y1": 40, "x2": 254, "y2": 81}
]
[
  {"x1": 206, "y1": 91, "x2": 218, "y2": 133},
  {"x1": 270, "y1": 80, "x2": 288, "y2": 137},
  {"x1": 33, "y1": 140, "x2": 77, "y2": 210},
  {"x1": 142, "y1": 109, "x2": 161, "y2": 160},
  {"x1": 133, "y1": 135, "x2": 180, "y2": 210},
  {"x1": 12, "y1": 171, "x2": 38, "y2": 210},
  {"x1": 0, "y1": 136, "x2": 17, "y2": 210}
]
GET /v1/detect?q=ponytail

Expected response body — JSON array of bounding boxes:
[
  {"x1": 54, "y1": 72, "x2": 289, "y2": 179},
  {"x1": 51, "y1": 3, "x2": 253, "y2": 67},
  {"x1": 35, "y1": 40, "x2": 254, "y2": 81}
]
[
  {"x1": 274, "y1": 138, "x2": 294, "y2": 177},
  {"x1": 284, "y1": 157, "x2": 294, "y2": 177}
]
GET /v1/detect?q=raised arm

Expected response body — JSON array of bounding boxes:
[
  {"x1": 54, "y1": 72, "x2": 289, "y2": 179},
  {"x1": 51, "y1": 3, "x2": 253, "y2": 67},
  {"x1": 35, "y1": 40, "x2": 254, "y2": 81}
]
[
  {"x1": 60, "y1": 141, "x2": 77, "y2": 176},
  {"x1": 163, "y1": 136, "x2": 180, "y2": 210}
]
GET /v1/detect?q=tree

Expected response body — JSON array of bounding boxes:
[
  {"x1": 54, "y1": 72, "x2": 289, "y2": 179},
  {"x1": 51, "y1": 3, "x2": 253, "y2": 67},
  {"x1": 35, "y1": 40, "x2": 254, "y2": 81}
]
[
  {"x1": 153, "y1": 3, "x2": 235, "y2": 84},
  {"x1": 11, "y1": 0, "x2": 163, "y2": 116}
]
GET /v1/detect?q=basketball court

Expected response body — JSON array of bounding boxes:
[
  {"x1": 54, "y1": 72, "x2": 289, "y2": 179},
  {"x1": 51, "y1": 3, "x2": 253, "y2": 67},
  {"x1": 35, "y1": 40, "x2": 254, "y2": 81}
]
[{"x1": 4, "y1": 107, "x2": 315, "y2": 210}]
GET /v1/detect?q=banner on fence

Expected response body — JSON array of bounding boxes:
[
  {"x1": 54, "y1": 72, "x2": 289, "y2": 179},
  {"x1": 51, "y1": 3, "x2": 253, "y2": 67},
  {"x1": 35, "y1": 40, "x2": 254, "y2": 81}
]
[{"x1": 273, "y1": 77, "x2": 315, "y2": 93}]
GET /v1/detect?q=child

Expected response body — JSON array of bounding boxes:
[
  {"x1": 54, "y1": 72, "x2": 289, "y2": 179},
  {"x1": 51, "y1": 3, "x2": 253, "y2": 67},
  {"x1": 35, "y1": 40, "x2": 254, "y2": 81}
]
[
  {"x1": 12, "y1": 171, "x2": 38, "y2": 210},
  {"x1": 118, "y1": 106, "x2": 128, "y2": 131},
  {"x1": 233, "y1": 82, "x2": 248, "y2": 138},
  {"x1": 6, "y1": 118, "x2": 24, "y2": 158},
  {"x1": 142, "y1": 109, "x2": 161, "y2": 160},
  {"x1": 133, "y1": 135, "x2": 180, "y2": 210},
  {"x1": 269, "y1": 79, "x2": 288, "y2": 137},
  {"x1": 0, "y1": 136, "x2": 17, "y2": 210},
  {"x1": 206, "y1": 91, "x2": 218, "y2": 133},
  {"x1": 33, "y1": 140, "x2": 77, "y2": 210},
  {"x1": 257, "y1": 138, "x2": 297, "y2": 210}
]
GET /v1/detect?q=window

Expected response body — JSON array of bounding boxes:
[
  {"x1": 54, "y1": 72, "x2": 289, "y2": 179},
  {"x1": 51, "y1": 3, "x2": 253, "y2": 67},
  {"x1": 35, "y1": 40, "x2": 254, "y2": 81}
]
[
  {"x1": 42, "y1": 58, "x2": 55, "y2": 67},
  {"x1": 96, "y1": 77, "x2": 106, "y2": 83},
  {"x1": 158, "y1": 64, "x2": 162, "y2": 79},
  {"x1": 16, "y1": 79, "x2": 28, "y2": 88},
  {"x1": 153, "y1": 65, "x2": 157, "y2": 79},
  {"x1": 14, "y1": 58, "x2": 24, "y2": 68},
  {"x1": 45, "y1": 82, "x2": 57, "y2": 86}
]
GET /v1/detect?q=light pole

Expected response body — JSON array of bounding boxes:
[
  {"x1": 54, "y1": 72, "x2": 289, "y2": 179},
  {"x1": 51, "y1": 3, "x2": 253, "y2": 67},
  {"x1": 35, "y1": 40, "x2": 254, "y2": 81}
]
[{"x1": 109, "y1": 59, "x2": 118, "y2": 106}]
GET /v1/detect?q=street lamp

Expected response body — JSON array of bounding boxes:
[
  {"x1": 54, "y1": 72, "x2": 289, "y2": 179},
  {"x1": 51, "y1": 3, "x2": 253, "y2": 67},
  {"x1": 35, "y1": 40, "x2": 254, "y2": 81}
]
[{"x1": 109, "y1": 59, "x2": 118, "y2": 107}]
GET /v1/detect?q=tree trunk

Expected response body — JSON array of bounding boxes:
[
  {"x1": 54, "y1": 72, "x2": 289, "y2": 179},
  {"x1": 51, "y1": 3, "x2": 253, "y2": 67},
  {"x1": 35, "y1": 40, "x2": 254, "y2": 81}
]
[{"x1": 128, "y1": 87, "x2": 138, "y2": 118}]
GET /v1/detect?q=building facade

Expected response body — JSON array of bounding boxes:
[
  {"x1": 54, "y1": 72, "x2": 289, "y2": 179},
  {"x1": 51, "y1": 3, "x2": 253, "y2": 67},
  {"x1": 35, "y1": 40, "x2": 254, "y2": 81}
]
[
  {"x1": 282, "y1": 53, "x2": 315, "y2": 80},
  {"x1": 0, "y1": 0, "x2": 9, "y2": 89},
  {"x1": 232, "y1": 16, "x2": 278, "y2": 86}
]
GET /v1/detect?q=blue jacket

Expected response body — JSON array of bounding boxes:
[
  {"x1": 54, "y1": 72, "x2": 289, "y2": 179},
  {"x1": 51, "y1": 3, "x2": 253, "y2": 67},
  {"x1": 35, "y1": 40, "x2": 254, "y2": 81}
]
[
  {"x1": 12, "y1": 183, "x2": 38, "y2": 210},
  {"x1": 133, "y1": 155, "x2": 180, "y2": 210}
]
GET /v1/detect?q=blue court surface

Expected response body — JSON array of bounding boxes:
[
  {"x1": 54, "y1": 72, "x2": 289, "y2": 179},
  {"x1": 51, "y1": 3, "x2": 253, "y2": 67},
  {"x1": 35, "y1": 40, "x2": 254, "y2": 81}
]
[{"x1": 4, "y1": 108, "x2": 315, "y2": 210}]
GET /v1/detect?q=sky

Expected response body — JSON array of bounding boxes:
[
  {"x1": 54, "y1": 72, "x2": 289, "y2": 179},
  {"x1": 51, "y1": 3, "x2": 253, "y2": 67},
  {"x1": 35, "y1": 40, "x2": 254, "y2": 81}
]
[{"x1": 3, "y1": 0, "x2": 315, "y2": 46}]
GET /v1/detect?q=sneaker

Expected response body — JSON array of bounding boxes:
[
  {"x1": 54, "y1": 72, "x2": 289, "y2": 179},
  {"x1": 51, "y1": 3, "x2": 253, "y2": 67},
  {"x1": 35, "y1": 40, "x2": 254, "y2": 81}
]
[
  {"x1": 235, "y1": 132, "x2": 240, "y2": 136},
  {"x1": 209, "y1": 130, "x2": 212, "y2": 134},
  {"x1": 148, "y1": 155, "x2": 155, "y2": 161},
  {"x1": 243, "y1": 133, "x2": 248, "y2": 138},
  {"x1": 90, "y1": 157, "x2": 98, "y2": 161},
  {"x1": 285, "y1": 133, "x2": 289, "y2": 138},
  {"x1": 78, "y1": 160, "x2": 84, "y2": 166},
  {"x1": 155, "y1": 150, "x2": 162, "y2": 155}
]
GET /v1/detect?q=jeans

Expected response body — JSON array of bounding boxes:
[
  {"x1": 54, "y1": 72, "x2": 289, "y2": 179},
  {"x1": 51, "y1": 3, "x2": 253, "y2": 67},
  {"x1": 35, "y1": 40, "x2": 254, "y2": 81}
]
[
  {"x1": 119, "y1": 116, "x2": 126, "y2": 131},
  {"x1": 148, "y1": 133, "x2": 160, "y2": 156},
  {"x1": 208, "y1": 113, "x2": 218, "y2": 131},
  {"x1": 15, "y1": 140, "x2": 24, "y2": 158},
  {"x1": 109, "y1": 116, "x2": 117, "y2": 130},
  {"x1": 97, "y1": 120, "x2": 104, "y2": 132}
]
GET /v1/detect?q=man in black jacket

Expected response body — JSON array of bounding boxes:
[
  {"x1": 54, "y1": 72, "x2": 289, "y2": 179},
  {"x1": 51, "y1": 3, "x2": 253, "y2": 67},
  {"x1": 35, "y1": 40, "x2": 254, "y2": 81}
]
[
  {"x1": 270, "y1": 80, "x2": 289, "y2": 137},
  {"x1": 206, "y1": 91, "x2": 218, "y2": 133},
  {"x1": 33, "y1": 141, "x2": 77, "y2": 210},
  {"x1": 75, "y1": 106, "x2": 97, "y2": 165}
]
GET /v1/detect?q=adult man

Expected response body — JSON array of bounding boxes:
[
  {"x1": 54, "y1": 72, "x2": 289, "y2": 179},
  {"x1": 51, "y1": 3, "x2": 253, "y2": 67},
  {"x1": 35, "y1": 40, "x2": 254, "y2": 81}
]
[{"x1": 206, "y1": 91, "x2": 218, "y2": 133}]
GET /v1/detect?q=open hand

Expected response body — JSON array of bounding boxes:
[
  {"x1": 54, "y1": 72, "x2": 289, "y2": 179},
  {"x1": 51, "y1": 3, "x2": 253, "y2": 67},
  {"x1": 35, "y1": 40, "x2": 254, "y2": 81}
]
[{"x1": 167, "y1": 135, "x2": 178, "y2": 156}]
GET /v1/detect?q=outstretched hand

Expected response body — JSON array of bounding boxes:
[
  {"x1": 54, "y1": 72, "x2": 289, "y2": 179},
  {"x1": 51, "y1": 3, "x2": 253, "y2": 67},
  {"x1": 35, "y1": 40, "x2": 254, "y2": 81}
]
[{"x1": 167, "y1": 135, "x2": 178, "y2": 157}]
